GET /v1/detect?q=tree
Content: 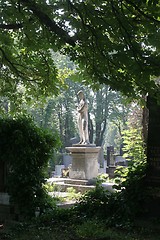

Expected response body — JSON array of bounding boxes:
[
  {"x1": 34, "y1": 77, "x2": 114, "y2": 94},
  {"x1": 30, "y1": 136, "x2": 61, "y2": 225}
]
[
  {"x1": 87, "y1": 85, "x2": 118, "y2": 146},
  {"x1": 27, "y1": 82, "x2": 129, "y2": 151},
  {"x1": 1, "y1": 0, "x2": 160, "y2": 101},
  {"x1": 94, "y1": 86, "x2": 109, "y2": 146},
  {"x1": 29, "y1": 78, "x2": 82, "y2": 148},
  {"x1": 104, "y1": 93, "x2": 130, "y2": 152}
]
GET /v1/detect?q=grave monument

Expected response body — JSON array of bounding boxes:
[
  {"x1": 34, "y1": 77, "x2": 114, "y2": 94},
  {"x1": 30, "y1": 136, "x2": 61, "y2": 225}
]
[
  {"x1": 143, "y1": 95, "x2": 160, "y2": 216},
  {"x1": 0, "y1": 161, "x2": 10, "y2": 221},
  {"x1": 106, "y1": 146, "x2": 116, "y2": 178},
  {"x1": 147, "y1": 95, "x2": 160, "y2": 186},
  {"x1": 66, "y1": 91, "x2": 100, "y2": 180}
]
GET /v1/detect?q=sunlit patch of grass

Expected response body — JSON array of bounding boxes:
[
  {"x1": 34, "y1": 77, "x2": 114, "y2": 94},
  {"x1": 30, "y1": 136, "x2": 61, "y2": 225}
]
[{"x1": 75, "y1": 219, "x2": 135, "y2": 240}]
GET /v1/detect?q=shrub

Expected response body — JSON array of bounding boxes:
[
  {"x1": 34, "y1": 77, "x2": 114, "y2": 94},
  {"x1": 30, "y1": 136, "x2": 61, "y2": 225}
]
[
  {"x1": 75, "y1": 185, "x2": 115, "y2": 220},
  {"x1": 0, "y1": 115, "x2": 60, "y2": 218},
  {"x1": 114, "y1": 127, "x2": 147, "y2": 217}
]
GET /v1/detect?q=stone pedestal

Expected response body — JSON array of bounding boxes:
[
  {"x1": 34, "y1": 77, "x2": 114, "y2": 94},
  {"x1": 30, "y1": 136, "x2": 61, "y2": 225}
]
[{"x1": 66, "y1": 145, "x2": 101, "y2": 180}]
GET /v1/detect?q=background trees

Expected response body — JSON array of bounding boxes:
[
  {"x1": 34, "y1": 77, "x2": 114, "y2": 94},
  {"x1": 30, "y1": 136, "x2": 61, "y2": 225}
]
[{"x1": 28, "y1": 81, "x2": 131, "y2": 153}]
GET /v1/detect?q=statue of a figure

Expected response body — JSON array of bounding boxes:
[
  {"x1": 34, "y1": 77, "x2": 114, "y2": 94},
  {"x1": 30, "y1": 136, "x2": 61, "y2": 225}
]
[{"x1": 77, "y1": 91, "x2": 90, "y2": 144}]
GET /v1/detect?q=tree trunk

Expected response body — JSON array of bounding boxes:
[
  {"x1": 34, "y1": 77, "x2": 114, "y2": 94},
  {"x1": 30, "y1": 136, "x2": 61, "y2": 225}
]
[{"x1": 88, "y1": 113, "x2": 94, "y2": 143}]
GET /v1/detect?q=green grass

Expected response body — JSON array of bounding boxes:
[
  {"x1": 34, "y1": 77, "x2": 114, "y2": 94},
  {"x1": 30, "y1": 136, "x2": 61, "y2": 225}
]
[{"x1": 1, "y1": 218, "x2": 160, "y2": 240}]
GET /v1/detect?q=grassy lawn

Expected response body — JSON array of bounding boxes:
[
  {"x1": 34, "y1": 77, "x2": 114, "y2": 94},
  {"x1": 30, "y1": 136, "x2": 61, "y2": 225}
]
[{"x1": 1, "y1": 218, "x2": 160, "y2": 240}]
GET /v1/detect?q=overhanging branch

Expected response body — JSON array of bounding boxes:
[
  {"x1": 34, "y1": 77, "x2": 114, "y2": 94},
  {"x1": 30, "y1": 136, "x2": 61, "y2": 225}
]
[
  {"x1": 0, "y1": 23, "x2": 23, "y2": 30},
  {"x1": 0, "y1": 47, "x2": 24, "y2": 77},
  {"x1": 20, "y1": 0, "x2": 76, "y2": 46},
  {"x1": 125, "y1": 0, "x2": 160, "y2": 24}
]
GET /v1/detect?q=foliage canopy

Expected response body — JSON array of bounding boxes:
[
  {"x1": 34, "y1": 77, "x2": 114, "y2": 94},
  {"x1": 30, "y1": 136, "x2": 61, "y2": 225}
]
[{"x1": 1, "y1": 0, "x2": 160, "y2": 99}]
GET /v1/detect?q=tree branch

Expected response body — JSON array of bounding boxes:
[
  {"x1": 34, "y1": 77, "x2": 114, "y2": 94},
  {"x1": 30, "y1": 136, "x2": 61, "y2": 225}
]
[
  {"x1": 0, "y1": 47, "x2": 24, "y2": 77},
  {"x1": 0, "y1": 23, "x2": 23, "y2": 30},
  {"x1": 110, "y1": 0, "x2": 144, "y2": 72},
  {"x1": 20, "y1": 0, "x2": 76, "y2": 46},
  {"x1": 125, "y1": 0, "x2": 160, "y2": 24}
]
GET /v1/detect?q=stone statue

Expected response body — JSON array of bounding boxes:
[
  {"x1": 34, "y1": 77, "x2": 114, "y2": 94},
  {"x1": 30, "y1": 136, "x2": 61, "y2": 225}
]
[{"x1": 77, "y1": 90, "x2": 90, "y2": 144}]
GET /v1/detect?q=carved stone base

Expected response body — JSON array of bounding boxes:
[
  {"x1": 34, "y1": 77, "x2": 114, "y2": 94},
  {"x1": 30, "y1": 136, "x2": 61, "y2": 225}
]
[{"x1": 66, "y1": 146, "x2": 100, "y2": 180}]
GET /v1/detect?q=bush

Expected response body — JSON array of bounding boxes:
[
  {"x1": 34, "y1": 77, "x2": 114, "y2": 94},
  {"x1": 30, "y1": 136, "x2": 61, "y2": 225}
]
[
  {"x1": 75, "y1": 186, "x2": 115, "y2": 220},
  {"x1": 114, "y1": 127, "x2": 147, "y2": 218},
  {"x1": 0, "y1": 115, "x2": 60, "y2": 218}
]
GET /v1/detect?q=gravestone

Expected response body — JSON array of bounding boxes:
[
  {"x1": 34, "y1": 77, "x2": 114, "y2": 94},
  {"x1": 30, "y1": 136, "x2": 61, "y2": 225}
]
[
  {"x1": 107, "y1": 146, "x2": 114, "y2": 166},
  {"x1": 0, "y1": 162, "x2": 6, "y2": 192},
  {"x1": 147, "y1": 95, "x2": 160, "y2": 186},
  {"x1": 0, "y1": 161, "x2": 11, "y2": 221},
  {"x1": 106, "y1": 146, "x2": 115, "y2": 178},
  {"x1": 115, "y1": 156, "x2": 127, "y2": 166},
  {"x1": 63, "y1": 154, "x2": 72, "y2": 168},
  {"x1": 98, "y1": 147, "x2": 105, "y2": 168},
  {"x1": 54, "y1": 165, "x2": 65, "y2": 177},
  {"x1": 144, "y1": 95, "x2": 160, "y2": 217}
]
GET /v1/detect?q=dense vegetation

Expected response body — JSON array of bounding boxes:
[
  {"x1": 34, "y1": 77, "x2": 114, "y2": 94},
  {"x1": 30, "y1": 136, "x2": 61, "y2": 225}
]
[{"x1": 0, "y1": 115, "x2": 60, "y2": 218}]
